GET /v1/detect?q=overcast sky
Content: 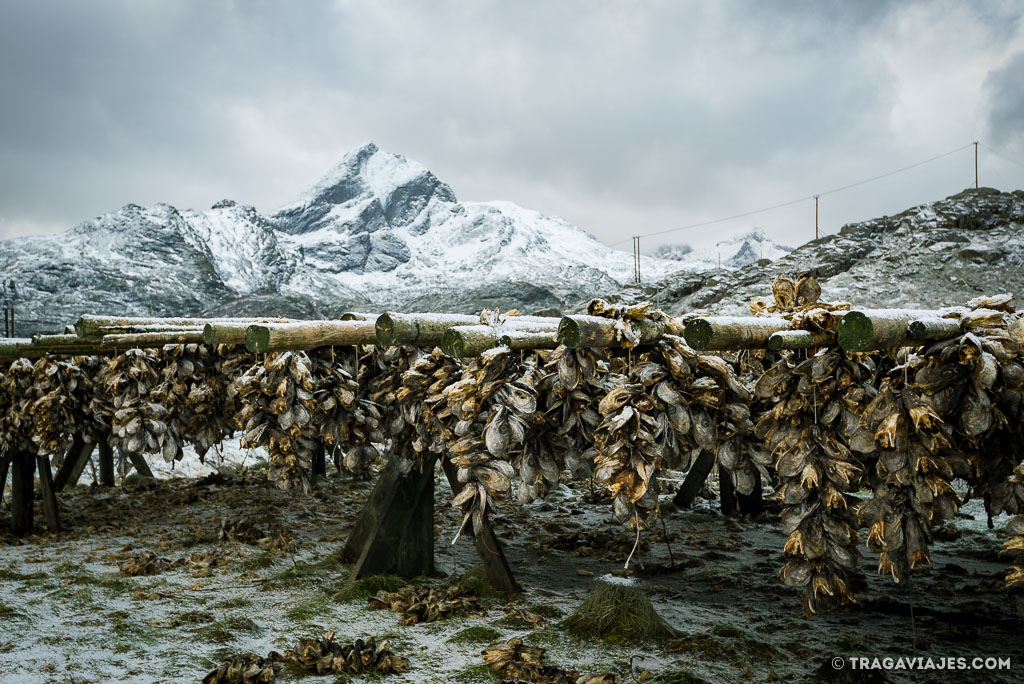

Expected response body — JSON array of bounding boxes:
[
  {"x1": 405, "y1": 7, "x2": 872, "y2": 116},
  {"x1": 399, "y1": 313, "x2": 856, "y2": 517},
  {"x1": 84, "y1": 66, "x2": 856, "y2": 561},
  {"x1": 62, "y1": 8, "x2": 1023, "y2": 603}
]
[{"x1": 1, "y1": 0, "x2": 1022, "y2": 254}]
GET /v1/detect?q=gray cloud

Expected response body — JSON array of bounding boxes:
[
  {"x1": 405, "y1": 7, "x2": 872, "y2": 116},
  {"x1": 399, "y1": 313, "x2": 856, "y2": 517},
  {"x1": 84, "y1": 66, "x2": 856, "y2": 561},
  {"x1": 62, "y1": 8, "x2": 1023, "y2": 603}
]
[
  {"x1": 985, "y1": 50, "x2": 1024, "y2": 151},
  {"x1": 0, "y1": 0, "x2": 1020, "y2": 251}
]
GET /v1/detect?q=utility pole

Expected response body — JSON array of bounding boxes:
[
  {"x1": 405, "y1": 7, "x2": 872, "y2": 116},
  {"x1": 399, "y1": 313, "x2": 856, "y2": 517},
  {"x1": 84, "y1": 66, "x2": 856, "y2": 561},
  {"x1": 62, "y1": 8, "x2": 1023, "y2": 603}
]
[
  {"x1": 974, "y1": 141, "x2": 979, "y2": 189},
  {"x1": 630, "y1": 235, "x2": 638, "y2": 282},
  {"x1": 814, "y1": 195, "x2": 819, "y2": 240}
]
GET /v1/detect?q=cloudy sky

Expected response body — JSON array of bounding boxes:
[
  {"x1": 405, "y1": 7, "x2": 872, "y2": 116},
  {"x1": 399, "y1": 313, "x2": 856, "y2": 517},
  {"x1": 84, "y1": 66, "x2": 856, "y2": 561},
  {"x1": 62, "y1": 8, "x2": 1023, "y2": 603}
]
[{"x1": 1, "y1": 0, "x2": 1021, "y2": 254}]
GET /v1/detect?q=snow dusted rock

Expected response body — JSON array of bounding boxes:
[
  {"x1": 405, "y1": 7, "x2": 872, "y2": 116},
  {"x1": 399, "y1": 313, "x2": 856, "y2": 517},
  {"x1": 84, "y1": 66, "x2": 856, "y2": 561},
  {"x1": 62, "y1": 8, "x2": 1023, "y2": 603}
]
[
  {"x1": 1, "y1": 142, "x2": 680, "y2": 333},
  {"x1": 648, "y1": 187, "x2": 1024, "y2": 316}
]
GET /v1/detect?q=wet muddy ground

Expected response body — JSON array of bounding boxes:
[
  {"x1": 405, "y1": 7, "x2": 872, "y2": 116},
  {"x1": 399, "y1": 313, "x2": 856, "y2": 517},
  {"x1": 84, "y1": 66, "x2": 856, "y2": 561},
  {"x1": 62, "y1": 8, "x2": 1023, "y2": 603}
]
[{"x1": 1, "y1": 449, "x2": 1022, "y2": 683}]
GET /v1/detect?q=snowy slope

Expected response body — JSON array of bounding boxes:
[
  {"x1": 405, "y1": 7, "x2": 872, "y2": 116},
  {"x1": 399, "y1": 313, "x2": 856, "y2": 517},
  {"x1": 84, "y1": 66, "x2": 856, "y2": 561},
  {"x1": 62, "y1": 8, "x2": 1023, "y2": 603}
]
[{"x1": 0, "y1": 142, "x2": 682, "y2": 332}]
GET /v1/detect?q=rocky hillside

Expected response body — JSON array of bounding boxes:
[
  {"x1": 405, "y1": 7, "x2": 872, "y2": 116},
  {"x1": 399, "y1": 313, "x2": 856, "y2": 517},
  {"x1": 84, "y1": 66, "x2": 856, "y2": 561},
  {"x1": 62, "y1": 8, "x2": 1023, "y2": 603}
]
[{"x1": 631, "y1": 187, "x2": 1024, "y2": 315}]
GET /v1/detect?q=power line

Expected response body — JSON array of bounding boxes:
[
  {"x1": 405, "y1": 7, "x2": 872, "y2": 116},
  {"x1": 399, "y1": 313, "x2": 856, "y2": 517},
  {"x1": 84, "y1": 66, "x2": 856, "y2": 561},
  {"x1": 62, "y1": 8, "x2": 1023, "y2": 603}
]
[
  {"x1": 980, "y1": 142, "x2": 1024, "y2": 172},
  {"x1": 614, "y1": 141, "x2": 974, "y2": 246}
]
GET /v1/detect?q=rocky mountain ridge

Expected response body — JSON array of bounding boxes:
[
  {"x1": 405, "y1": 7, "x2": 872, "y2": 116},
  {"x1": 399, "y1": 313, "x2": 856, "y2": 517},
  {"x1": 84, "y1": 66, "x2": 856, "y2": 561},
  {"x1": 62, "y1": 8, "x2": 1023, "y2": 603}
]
[{"x1": 632, "y1": 187, "x2": 1024, "y2": 316}]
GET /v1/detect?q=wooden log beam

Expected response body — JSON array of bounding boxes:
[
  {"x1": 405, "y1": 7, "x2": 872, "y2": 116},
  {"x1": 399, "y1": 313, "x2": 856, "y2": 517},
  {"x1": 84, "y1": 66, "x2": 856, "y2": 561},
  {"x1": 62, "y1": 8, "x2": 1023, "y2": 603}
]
[
  {"x1": 908, "y1": 317, "x2": 963, "y2": 341},
  {"x1": 10, "y1": 451, "x2": 35, "y2": 536},
  {"x1": 837, "y1": 309, "x2": 942, "y2": 352},
  {"x1": 101, "y1": 330, "x2": 205, "y2": 348},
  {"x1": 375, "y1": 313, "x2": 480, "y2": 347},
  {"x1": 766, "y1": 329, "x2": 835, "y2": 351},
  {"x1": 684, "y1": 317, "x2": 790, "y2": 351},
  {"x1": 53, "y1": 436, "x2": 95, "y2": 492},
  {"x1": 74, "y1": 315, "x2": 292, "y2": 339},
  {"x1": 203, "y1": 322, "x2": 250, "y2": 346},
  {"x1": 557, "y1": 315, "x2": 681, "y2": 349},
  {"x1": 341, "y1": 312, "x2": 376, "y2": 321},
  {"x1": 440, "y1": 320, "x2": 560, "y2": 357},
  {"x1": 245, "y1": 320, "x2": 378, "y2": 353},
  {"x1": 499, "y1": 329, "x2": 558, "y2": 351},
  {"x1": 36, "y1": 456, "x2": 60, "y2": 533},
  {"x1": 672, "y1": 450, "x2": 716, "y2": 508}
]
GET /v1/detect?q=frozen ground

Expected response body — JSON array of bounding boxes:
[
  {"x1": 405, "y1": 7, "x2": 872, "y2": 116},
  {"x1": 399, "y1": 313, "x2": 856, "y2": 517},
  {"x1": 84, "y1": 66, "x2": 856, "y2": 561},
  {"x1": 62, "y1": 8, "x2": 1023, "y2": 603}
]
[{"x1": 1, "y1": 442, "x2": 1023, "y2": 683}]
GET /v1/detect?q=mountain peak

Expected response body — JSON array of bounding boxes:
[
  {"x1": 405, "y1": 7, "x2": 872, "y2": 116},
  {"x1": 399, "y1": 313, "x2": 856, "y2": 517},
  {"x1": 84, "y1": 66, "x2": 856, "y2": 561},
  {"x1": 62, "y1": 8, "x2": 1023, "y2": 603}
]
[{"x1": 273, "y1": 142, "x2": 456, "y2": 235}]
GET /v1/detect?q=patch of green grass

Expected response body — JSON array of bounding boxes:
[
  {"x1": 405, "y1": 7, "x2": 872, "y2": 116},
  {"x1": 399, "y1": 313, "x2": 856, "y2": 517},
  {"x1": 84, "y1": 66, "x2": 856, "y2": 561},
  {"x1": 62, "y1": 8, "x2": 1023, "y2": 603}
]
[
  {"x1": 668, "y1": 630, "x2": 779, "y2": 665},
  {"x1": 562, "y1": 584, "x2": 680, "y2": 644},
  {"x1": 450, "y1": 566, "x2": 497, "y2": 597},
  {"x1": 449, "y1": 625, "x2": 502, "y2": 645},
  {"x1": 52, "y1": 562, "x2": 135, "y2": 592},
  {"x1": 328, "y1": 574, "x2": 406, "y2": 603},
  {"x1": 265, "y1": 548, "x2": 349, "y2": 588},
  {"x1": 107, "y1": 610, "x2": 160, "y2": 649},
  {"x1": 649, "y1": 670, "x2": 711, "y2": 684},
  {"x1": 710, "y1": 623, "x2": 744, "y2": 639},
  {"x1": 194, "y1": 616, "x2": 260, "y2": 644},
  {"x1": 213, "y1": 596, "x2": 251, "y2": 610},
  {"x1": 0, "y1": 566, "x2": 49, "y2": 582},
  {"x1": 0, "y1": 601, "x2": 23, "y2": 619},
  {"x1": 526, "y1": 603, "x2": 563, "y2": 619},
  {"x1": 451, "y1": 663, "x2": 500, "y2": 683},
  {"x1": 175, "y1": 610, "x2": 214, "y2": 625},
  {"x1": 240, "y1": 552, "x2": 276, "y2": 571},
  {"x1": 285, "y1": 598, "x2": 331, "y2": 622}
]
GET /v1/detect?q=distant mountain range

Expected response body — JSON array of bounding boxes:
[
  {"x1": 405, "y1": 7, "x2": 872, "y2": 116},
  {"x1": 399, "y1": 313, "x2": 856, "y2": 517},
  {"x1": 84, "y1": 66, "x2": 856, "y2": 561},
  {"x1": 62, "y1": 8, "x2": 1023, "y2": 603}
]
[
  {"x1": 0, "y1": 142, "x2": 817, "y2": 334},
  {"x1": 653, "y1": 230, "x2": 793, "y2": 269}
]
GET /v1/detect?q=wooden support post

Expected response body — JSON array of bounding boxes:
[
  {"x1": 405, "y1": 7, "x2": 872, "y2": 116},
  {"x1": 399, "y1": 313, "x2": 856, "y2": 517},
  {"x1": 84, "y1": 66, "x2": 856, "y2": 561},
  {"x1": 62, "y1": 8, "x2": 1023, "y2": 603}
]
[
  {"x1": 124, "y1": 450, "x2": 155, "y2": 479},
  {"x1": 312, "y1": 444, "x2": 326, "y2": 478},
  {"x1": 440, "y1": 458, "x2": 521, "y2": 594},
  {"x1": 98, "y1": 442, "x2": 115, "y2": 486},
  {"x1": 395, "y1": 466, "x2": 435, "y2": 578},
  {"x1": 36, "y1": 456, "x2": 60, "y2": 533},
  {"x1": 53, "y1": 436, "x2": 94, "y2": 491},
  {"x1": 10, "y1": 451, "x2": 35, "y2": 536},
  {"x1": 737, "y1": 469, "x2": 763, "y2": 517},
  {"x1": 718, "y1": 464, "x2": 737, "y2": 516},
  {"x1": 348, "y1": 452, "x2": 438, "y2": 581},
  {"x1": 672, "y1": 450, "x2": 716, "y2": 508},
  {"x1": 0, "y1": 451, "x2": 10, "y2": 508}
]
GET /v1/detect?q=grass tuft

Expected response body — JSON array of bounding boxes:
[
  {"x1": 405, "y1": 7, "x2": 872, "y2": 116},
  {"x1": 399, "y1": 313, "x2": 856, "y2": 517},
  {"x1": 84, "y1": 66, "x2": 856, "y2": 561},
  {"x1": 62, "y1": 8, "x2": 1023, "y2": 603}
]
[
  {"x1": 329, "y1": 574, "x2": 406, "y2": 603},
  {"x1": 562, "y1": 583, "x2": 680, "y2": 644}
]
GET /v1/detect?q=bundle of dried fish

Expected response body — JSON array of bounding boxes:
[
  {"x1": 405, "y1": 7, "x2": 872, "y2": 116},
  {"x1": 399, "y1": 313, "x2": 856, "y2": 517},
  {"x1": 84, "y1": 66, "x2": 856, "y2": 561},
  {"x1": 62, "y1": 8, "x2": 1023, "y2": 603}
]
[
  {"x1": 910, "y1": 310, "x2": 1024, "y2": 524},
  {"x1": 234, "y1": 351, "x2": 321, "y2": 491},
  {"x1": 591, "y1": 332, "x2": 757, "y2": 527},
  {"x1": 25, "y1": 356, "x2": 103, "y2": 463},
  {"x1": 1003, "y1": 504, "x2": 1024, "y2": 590},
  {"x1": 285, "y1": 633, "x2": 407, "y2": 675},
  {"x1": 151, "y1": 344, "x2": 237, "y2": 460},
  {"x1": 307, "y1": 346, "x2": 383, "y2": 478},
  {"x1": 755, "y1": 348, "x2": 877, "y2": 613},
  {"x1": 94, "y1": 349, "x2": 181, "y2": 469},
  {"x1": 0, "y1": 358, "x2": 42, "y2": 456},
  {"x1": 367, "y1": 584, "x2": 478, "y2": 625},
  {"x1": 202, "y1": 652, "x2": 281, "y2": 684},
  {"x1": 438, "y1": 346, "x2": 544, "y2": 538},
  {"x1": 481, "y1": 637, "x2": 618, "y2": 683}
]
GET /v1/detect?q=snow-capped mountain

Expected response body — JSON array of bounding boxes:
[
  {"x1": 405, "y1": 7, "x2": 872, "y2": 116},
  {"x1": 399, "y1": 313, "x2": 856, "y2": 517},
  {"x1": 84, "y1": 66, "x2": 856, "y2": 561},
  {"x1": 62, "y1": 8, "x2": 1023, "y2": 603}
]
[
  {"x1": 0, "y1": 142, "x2": 682, "y2": 333},
  {"x1": 653, "y1": 229, "x2": 793, "y2": 269}
]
